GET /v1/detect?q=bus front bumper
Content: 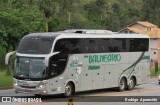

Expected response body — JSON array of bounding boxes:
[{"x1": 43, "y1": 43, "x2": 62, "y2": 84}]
[{"x1": 13, "y1": 85, "x2": 48, "y2": 95}]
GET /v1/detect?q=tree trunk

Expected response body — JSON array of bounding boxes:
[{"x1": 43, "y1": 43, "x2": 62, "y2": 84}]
[{"x1": 45, "y1": 18, "x2": 49, "y2": 32}]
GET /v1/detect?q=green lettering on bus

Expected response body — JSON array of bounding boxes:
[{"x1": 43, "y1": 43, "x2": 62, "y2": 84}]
[
  {"x1": 85, "y1": 54, "x2": 121, "y2": 64},
  {"x1": 88, "y1": 65, "x2": 100, "y2": 70}
]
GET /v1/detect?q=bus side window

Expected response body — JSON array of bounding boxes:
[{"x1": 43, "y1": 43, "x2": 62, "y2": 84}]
[
  {"x1": 109, "y1": 47, "x2": 114, "y2": 52},
  {"x1": 70, "y1": 39, "x2": 83, "y2": 54},
  {"x1": 49, "y1": 54, "x2": 68, "y2": 77},
  {"x1": 112, "y1": 39, "x2": 126, "y2": 52},
  {"x1": 99, "y1": 39, "x2": 109, "y2": 53},
  {"x1": 54, "y1": 38, "x2": 84, "y2": 54},
  {"x1": 85, "y1": 39, "x2": 99, "y2": 53},
  {"x1": 54, "y1": 39, "x2": 70, "y2": 54},
  {"x1": 129, "y1": 39, "x2": 136, "y2": 52},
  {"x1": 138, "y1": 39, "x2": 149, "y2": 51},
  {"x1": 128, "y1": 39, "x2": 148, "y2": 52}
]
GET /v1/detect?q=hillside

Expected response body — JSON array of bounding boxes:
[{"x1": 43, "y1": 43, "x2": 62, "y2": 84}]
[{"x1": 79, "y1": 0, "x2": 143, "y2": 8}]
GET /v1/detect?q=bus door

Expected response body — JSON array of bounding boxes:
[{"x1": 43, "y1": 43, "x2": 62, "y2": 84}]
[
  {"x1": 68, "y1": 55, "x2": 92, "y2": 91},
  {"x1": 48, "y1": 54, "x2": 68, "y2": 93},
  {"x1": 67, "y1": 55, "x2": 82, "y2": 91}
]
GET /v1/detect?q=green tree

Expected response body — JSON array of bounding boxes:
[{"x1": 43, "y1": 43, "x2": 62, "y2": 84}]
[
  {"x1": 38, "y1": 0, "x2": 59, "y2": 32},
  {"x1": 0, "y1": 0, "x2": 43, "y2": 75},
  {"x1": 95, "y1": 0, "x2": 111, "y2": 19},
  {"x1": 59, "y1": 0, "x2": 73, "y2": 22},
  {"x1": 103, "y1": 13, "x2": 120, "y2": 31},
  {"x1": 142, "y1": 0, "x2": 160, "y2": 26}
]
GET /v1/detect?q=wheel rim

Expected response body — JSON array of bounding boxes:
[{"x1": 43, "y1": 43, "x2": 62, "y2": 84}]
[
  {"x1": 129, "y1": 79, "x2": 134, "y2": 88},
  {"x1": 65, "y1": 84, "x2": 72, "y2": 96},
  {"x1": 120, "y1": 79, "x2": 125, "y2": 90}
]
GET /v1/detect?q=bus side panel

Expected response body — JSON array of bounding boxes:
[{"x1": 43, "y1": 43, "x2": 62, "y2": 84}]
[
  {"x1": 136, "y1": 62, "x2": 150, "y2": 85},
  {"x1": 92, "y1": 65, "x2": 104, "y2": 89},
  {"x1": 103, "y1": 65, "x2": 118, "y2": 88},
  {"x1": 48, "y1": 75, "x2": 65, "y2": 94},
  {"x1": 80, "y1": 66, "x2": 93, "y2": 91},
  {"x1": 67, "y1": 66, "x2": 81, "y2": 91}
]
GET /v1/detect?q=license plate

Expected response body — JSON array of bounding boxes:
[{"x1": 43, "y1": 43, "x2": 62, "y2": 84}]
[{"x1": 25, "y1": 89, "x2": 31, "y2": 93}]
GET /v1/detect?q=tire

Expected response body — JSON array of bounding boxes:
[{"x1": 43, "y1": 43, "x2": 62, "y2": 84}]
[
  {"x1": 117, "y1": 78, "x2": 127, "y2": 92},
  {"x1": 64, "y1": 82, "x2": 73, "y2": 97},
  {"x1": 127, "y1": 77, "x2": 135, "y2": 90},
  {"x1": 159, "y1": 82, "x2": 160, "y2": 85}
]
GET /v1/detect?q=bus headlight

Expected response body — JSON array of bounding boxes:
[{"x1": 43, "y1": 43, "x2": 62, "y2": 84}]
[
  {"x1": 38, "y1": 81, "x2": 48, "y2": 88},
  {"x1": 159, "y1": 75, "x2": 160, "y2": 79},
  {"x1": 14, "y1": 83, "x2": 18, "y2": 86},
  {"x1": 13, "y1": 79, "x2": 18, "y2": 86}
]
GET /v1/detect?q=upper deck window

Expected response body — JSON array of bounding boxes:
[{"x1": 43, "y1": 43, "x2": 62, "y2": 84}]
[
  {"x1": 17, "y1": 37, "x2": 54, "y2": 54},
  {"x1": 54, "y1": 38, "x2": 83, "y2": 54},
  {"x1": 53, "y1": 38, "x2": 149, "y2": 54}
]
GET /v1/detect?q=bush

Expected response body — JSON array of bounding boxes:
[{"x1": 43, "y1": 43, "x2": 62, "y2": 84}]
[{"x1": 0, "y1": 46, "x2": 6, "y2": 69}]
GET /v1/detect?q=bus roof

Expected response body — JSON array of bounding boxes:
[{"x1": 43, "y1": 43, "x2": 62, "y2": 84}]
[
  {"x1": 60, "y1": 29, "x2": 114, "y2": 34},
  {"x1": 23, "y1": 33, "x2": 60, "y2": 39},
  {"x1": 57, "y1": 33, "x2": 150, "y2": 39},
  {"x1": 24, "y1": 32, "x2": 149, "y2": 39}
]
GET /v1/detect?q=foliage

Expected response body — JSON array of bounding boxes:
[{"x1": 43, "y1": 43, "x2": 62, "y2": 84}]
[
  {"x1": 142, "y1": 0, "x2": 160, "y2": 26},
  {"x1": 150, "y1": 67, "x2": 160, "y2": 77}
]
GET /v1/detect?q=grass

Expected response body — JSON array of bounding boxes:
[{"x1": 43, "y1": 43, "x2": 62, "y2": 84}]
[
  {"x1": 150, "y1": 67, "x2": 160, "y2": 77},
  {"x1": 0, "y1": 70, "x2": 13, "y2": 87}
]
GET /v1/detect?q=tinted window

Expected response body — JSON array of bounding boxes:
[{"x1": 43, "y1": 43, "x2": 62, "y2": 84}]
[
  {"x1": 139, "y1": 39, "x2": 149, "y2": 51},
  {"x1": 99, "y1": 39, "x2": 111, "y2": 52},
  {"x1": 84, "y1": 39, "x2": 99, "y2": 53},
  {"x1": 54, "y1": 38, "x2": 149, "y2": 54},
  {"x1": 99, "y1": 38, "x2": 126, "y2": 52},
  {"x1": 49, "y1": 54, "x2": 68, "y2": 78},
  {"x1": 126, "y1": 38, "x2": 149, "y2": 52},
  {"x1": 112, "y1": 39, "x2": 126, "y2": 52},
  {"x1": 70, "y1": 39, "x2": 83, "y2": 54},
  {"x1": 54, "y1": 38, "x2": 83, "y2": 54},
  {"x1": 17, "y1": 37, "x2": 54, "y2": 54}
]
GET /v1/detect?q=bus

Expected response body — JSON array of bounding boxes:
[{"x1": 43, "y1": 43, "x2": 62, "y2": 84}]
[{"x1": 5, "y1": 31, "x2": 150, "y2": 97}]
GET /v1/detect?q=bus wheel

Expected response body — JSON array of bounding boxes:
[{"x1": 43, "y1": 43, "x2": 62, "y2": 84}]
[
  {"x1": 127, "y1": 77, "x2": 135, "y2": 90},
  {"x1": 118, "y1": 78, "x2": 127, "y2": 92},
  {"x1": 64, "y1": 82, "x2": 73, "y2": 97}
]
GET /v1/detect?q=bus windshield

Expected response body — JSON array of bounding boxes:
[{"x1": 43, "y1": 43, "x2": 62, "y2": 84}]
[
  {"x1": 14, "y1": 57, "x2": 48, "y2": 79},
  {"x1": 17, "y1": 37, "x2": 54, "y2": 54}
]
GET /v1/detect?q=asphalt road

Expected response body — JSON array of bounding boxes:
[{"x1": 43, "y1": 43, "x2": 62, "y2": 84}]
[{"x1": 0, "y1": 78, "x2": 160, "y2": 105}]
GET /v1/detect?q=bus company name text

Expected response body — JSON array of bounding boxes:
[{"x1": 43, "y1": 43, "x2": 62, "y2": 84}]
[{"x1": 85, "y1": 54, "x2": 121, "y2": 64}]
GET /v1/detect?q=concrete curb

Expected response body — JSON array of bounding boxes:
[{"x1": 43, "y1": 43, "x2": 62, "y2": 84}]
[{"x1": 0, "y1": 86, "x2": 13, "y2": 90}]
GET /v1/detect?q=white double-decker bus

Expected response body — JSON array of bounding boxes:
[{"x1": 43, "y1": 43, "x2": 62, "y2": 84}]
[{"x1": 5, "y1": 30, "x2": 150, "y2": 97}]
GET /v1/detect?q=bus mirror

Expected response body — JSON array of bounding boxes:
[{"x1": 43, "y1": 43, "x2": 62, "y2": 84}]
[
  {"x1": 5, "y1": 51, "x2": 16, "y2": 65},
  {"x1": 44, "y1": 52, "x2": 59, "y2": 67}
]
